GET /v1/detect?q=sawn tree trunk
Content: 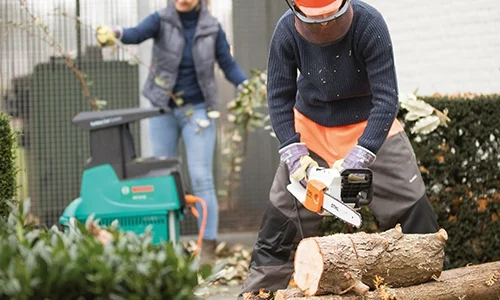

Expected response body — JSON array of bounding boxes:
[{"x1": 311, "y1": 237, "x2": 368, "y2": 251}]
[{"x1": 293, "y1": 224, "x2": 448, "y2": 296}]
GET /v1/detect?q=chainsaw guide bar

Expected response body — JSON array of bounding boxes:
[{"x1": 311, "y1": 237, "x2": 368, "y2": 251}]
[{"x1": 287, "y1": 166, "x2": 372, "y2": 228}]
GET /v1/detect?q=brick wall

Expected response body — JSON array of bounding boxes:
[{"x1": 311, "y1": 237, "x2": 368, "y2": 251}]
[{"x1": 363, "y1": 0, "x2": 500, "y2": 95}]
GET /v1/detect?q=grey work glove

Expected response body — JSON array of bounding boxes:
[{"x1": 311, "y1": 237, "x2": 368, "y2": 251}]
[
  {"x1": 341, "y1": 145, "x2": 376, "y2": 170},
  {"x1": 279, "y1": 142, "x2": 318, "y2": 184},
  {"x1": 334, "y1": 145, "x2": 376, "y2": 181}
]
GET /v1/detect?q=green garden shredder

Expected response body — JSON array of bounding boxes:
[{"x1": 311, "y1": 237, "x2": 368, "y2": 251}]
[{"x1": 59, "y1": 107, "x2": 207, "y2": 249}]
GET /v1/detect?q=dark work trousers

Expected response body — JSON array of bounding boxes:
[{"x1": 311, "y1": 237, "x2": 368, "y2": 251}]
[{"x1": 238, "y1": 131, "x2": 439, "y2": 298}]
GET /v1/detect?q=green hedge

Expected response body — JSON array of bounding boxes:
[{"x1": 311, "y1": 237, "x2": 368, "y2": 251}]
[
  {"x1": 0, "y1": 111, "x2": 18, "y2": 219},
  {"x1": 319, "y1": 94, "x2": 500, "y2": 270},
  {"x1": 0, "y1": 202, "x2": 204, "y2": 300}
]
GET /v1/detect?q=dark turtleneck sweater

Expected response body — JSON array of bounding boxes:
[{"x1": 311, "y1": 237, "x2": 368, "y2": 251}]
[
  {"x1": 120, "y1": 8, "x2": 246, "y2": 108},
  {"x1": 171, "y1": 9, "x2": 203, "y2": 108},
  {"x1": 268, "y1": 0, "x2": 399, "y2": 154}
]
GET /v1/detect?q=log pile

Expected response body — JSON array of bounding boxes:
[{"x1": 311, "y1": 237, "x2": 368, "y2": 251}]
[
  {"x1": 275, "y1": 260, "x2": 500, "y2": 299},
  {"x1": 274, "y1": 225, "x2": 500, "y2": 299},
  {"x1": 292, "y1": 225, "x2": 448, "y2": 296}
]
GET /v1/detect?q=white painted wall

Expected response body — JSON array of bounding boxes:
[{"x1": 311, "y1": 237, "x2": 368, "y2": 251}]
[{"x1": 363, "y1": 0, "x2": 500, "y2": 96}]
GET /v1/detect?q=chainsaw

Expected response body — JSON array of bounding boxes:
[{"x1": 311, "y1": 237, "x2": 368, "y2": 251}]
[{"x1": 287, "y1": 166, "x2": 373, "y2": 228}]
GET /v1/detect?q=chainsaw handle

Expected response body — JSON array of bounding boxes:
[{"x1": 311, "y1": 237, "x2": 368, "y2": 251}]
[
  {"x1": 341, "y1": 168, "x2": 374, "y2": 207},
  {"x1": 356, "y1": 185, "x2": 373, "y2": 207},
  {"x1": 305, "y1": 166, "x2": 324, "y2": 178}
]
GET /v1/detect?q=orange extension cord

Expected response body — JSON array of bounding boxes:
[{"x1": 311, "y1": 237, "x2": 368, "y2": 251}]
[{"x1": 184, "y1": 194, "x2": 207, "y2": 255}]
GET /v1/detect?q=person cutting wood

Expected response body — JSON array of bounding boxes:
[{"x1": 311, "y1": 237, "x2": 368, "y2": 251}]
[{"x1": 239, "y1": 0, "x2": 440, "y2": 298}]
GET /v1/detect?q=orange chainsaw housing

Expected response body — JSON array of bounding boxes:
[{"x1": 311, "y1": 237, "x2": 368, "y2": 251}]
[{"x1": 304, "y1": 179, "x2": 327, "y2": 213}]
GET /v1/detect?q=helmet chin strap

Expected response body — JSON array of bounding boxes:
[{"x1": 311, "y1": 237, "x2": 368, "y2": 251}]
[{"x1": 293, "y1": 3, "x2": 353, "y2": 46}]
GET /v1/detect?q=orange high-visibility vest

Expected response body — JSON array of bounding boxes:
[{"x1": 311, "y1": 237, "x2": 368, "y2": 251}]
[{"x1": 294, "y1": 108, "x2": 404, "y2": 167}]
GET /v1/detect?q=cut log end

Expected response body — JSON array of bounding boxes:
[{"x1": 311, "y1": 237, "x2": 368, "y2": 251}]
[
  {"x1": 294, "y1": 238, "x2": 323, "y2": 295},
  {"x1": 436, "y1": 228, "x2": 448, "y2": 242}
]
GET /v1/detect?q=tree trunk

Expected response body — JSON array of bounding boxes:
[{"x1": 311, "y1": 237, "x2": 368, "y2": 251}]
[
  {"x1": 293, "y1": 225, "x2": 448, "y2": 296},
  {"x1": 275, "y1": 260, "x2": 500, "y2": 300}
]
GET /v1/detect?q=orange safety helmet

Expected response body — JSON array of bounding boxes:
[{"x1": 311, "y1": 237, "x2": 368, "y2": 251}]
[
  {"x1": 294, "y1": 0, "x2": 344, "y2": 17},
  {"x1": 285, "y1": 0, "x2": 353, "y2": 46}
]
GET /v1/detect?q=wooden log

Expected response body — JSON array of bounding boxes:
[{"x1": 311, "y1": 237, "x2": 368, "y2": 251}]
[
  {"x1": 275, "y1": 260, "x2": 500, "y2": 300},
  {"x1": 293, "y1": 225, "x2": 448, "y2": 296}
]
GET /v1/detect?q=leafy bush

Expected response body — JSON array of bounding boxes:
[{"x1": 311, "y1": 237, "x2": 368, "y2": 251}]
[
  {"x1": 0, "y1": 111, "x2": 18, "y2": 219},
  {"x1": 0, "y1": 201, "x2": 204, "y2": 300},
  {"x1": 411, "y1": 94, "x2": 500, "y2": 269},
  {"x1": 219, "y1": 69, "x2": 269, "y2": 199}
]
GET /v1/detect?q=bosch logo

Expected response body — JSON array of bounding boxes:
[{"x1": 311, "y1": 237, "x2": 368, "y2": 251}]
[{"x1": 121, "y1": 186, "x2": 130, "y2": 195}]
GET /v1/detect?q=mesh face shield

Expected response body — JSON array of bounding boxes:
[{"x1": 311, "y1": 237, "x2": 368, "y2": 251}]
[{"x1": 286, "y1": 0, "x2": 354, "y2": 46}]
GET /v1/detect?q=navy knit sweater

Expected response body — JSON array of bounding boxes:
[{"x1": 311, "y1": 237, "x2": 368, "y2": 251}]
[
  {"x1": 268, "y1": 0, "x2": 399, "y2": 154},
  {"x1": 120, "y1": 9, "x2": 247, "y2": 108}
]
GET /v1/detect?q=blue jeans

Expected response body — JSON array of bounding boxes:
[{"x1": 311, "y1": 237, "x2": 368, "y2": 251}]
[{"x1": 148, "y1": 102, "x2": 218, "y2": 240}]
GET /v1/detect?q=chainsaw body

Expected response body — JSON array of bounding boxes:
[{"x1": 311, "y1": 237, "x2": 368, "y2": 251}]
[{"x1": 287, "y1": 166, "x2": 373, "y2": 228}]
